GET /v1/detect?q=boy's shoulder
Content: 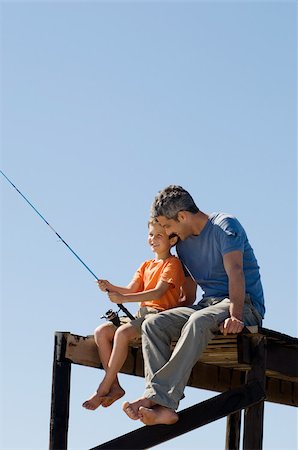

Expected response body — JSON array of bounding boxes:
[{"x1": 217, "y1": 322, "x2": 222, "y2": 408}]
[{"x1": 141, "y1": 255, "x2": 180, "y2": 268}]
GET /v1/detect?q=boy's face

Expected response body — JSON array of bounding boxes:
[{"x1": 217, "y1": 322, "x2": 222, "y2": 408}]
[{"x1": 147, "y1": 223, "x2": 172, "y2": 254}]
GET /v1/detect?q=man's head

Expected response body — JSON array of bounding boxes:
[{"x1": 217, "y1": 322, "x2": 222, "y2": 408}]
[
  {"x1": 150, "y1": 186, "x2": 200, "y2": 241},
  {"x1": 150, "y1": 185, "x2": 199, "y2": 220}
]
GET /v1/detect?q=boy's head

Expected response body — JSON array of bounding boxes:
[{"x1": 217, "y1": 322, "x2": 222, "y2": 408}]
[{"x1": 147, "y1": 218, "x2": 178, "y2": 255}]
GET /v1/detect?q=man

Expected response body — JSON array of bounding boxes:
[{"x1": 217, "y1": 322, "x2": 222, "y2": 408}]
[{"x1": 123, "y1": 185, "x2": 265, "y2": 426}]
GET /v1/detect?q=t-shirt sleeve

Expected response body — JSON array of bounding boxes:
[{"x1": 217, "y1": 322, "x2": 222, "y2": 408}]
[
  {"x1": 130, "y1": 261, "x2": 145, "y2": 291},
  {"x1": 218, "y1": 217, "x2": 245, "y2": 255},
  {"x1": 160, "y1": 257, "x2": 185, "y2": 288}
]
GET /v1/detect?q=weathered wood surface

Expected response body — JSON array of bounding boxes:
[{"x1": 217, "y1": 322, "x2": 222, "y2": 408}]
[
  {"x1": 63, "y1": 327, "x2": 298, "y2": 407},
  {"x1": 49, "y1": 333, "x2": 71, "y2": 450},
  {"x1": 242, "y1": 335, "x2": 266, "y2": 450}
]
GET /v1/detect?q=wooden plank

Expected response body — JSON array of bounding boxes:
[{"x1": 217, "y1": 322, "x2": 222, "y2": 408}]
[
  {"x1": 257, "y1": 328, "x2": 298, "y2": 346},
  {"x1": 266, "y1": 340, "x2": 298, "y2": 378},
  {"x1": 243, "y1": 336, "x2": 266, "y2": 450},
  {"x1": 65, "y1": 334, "x2": 101, "y2": 368},
  {"x1": 225, "y1": 411, "x2": 242, "y2": 450},
  {"x1": 89, "y1": 382, "x2": 265, "y2": 450},
  {"x1": 63, "y1": 332, "x2": 298, "y2": 406},
  {"x1": 49, "y1": 332, "x2": 72, "y2": 450}
]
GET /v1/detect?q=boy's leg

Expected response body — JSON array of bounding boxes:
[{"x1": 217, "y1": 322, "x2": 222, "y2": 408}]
[
  {"x1": 94, "y1": 322, "x2": 116, "y2": 370},
  {"x1": 83, "y1": 322, "x2": 122, "y2": 410},
  {"x1": 97, "y1": 322, "x2": 139, "y2": 402}
]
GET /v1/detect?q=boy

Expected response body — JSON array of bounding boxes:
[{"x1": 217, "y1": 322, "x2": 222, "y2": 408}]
[{"x1": 82, "y1": 218, "x2": 195, "y2": 411}]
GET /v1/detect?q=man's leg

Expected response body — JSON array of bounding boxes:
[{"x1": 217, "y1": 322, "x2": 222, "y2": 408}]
[
  {"x1": 142, "y1": 306, "x2": 196, "y2": 384},
  {"x1": 123, "y1": 306, "x2": 195, "y2": 420},
  {"x1": 125, "y1": 298, "x2": 263, "y2": 424},
  {"x1": 143, "y1": 299, "x2": 231, "y2": 412}
]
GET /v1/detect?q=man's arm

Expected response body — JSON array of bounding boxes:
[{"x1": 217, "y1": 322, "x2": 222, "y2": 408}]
[{"x1": 220, "y1": 250, "x2": 245, "y2": 335}]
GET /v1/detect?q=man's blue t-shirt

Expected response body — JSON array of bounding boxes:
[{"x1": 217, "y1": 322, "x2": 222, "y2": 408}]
[{"x1": 176, "y1": 213, "x2": 265, "y2": 317}]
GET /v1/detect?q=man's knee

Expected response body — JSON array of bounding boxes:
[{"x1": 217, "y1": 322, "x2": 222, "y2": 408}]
[
  {"x1": 185, "y1": 309, "x2": 221, "y2": 333},
  {"x1": 142, "y1": 313, "x2": 164, "y2": 333}
]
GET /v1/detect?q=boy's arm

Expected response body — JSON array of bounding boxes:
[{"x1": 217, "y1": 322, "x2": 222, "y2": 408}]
[
  {"x1": 107, "y1": 279, "x2": 170, "y2": 304},
  {"x1": 97, "y1": 278, "x2": 143, "y2": 294},
  {"x1": 178, "y1": 277, "x2": 197, "y2": 306}
]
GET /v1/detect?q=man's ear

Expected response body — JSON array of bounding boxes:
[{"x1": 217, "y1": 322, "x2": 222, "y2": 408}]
[
  {"x1": 169, "y1": 234, "x2": 179, "y2": 246},
  {"x1": 177, "y1": 211, "x2": 187, "y2": 222}
]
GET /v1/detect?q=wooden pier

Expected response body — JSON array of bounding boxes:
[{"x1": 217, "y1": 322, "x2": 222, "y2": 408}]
[{"x1": 49, "y1": 327, "x2": 297, "y2": 450}]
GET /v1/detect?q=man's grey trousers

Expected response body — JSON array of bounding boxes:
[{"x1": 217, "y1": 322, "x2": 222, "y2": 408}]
[{"x1": 141, "y1": 296, "x2": 263, "y2": 411}]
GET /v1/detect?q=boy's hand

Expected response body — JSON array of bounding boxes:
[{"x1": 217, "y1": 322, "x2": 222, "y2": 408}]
[
  {"x1": 97, "y1": 279, "x2": 112, "y2": 292},
  {"x1": 108, "y1": 291, "x2": 124, "y2": 304}
]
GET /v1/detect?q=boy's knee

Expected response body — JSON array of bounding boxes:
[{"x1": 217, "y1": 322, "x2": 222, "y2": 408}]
[
  {"x1": 115, "y1": 323, "x2": 136, "y2": 341},
  {"x1": 94, "y1": 322, "x2": 113, "y2": 339}
]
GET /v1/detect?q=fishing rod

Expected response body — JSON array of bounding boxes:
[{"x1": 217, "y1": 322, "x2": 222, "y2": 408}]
[{"x1": 0, "y1": 170, "x2": 135, "y2": 321}]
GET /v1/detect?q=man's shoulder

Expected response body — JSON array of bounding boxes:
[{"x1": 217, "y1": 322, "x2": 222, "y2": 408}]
[
  {"x1": 209, "y1": 212, "x2": 243, "y2": 234},
  {"x1": 209, "y1": 212, "x2": 236, "y2": 224}
]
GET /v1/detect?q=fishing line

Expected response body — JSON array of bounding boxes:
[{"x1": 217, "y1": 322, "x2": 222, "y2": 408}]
[{"x1": 1, "y1": 170, "x2": 135, "y2": 320}]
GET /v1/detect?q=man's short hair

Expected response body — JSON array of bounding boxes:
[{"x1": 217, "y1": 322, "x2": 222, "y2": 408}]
[{"x1": 151, "y1": 185, "x2": 199, "y2": 220}]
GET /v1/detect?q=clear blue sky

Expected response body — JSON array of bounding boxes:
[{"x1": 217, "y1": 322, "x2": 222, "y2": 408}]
[{"x1": 1, "y1": 1, "x2": 297, "y2": 449}]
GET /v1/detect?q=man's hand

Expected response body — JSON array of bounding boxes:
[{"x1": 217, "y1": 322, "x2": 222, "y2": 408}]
[
  {"x1": 108, "y1": 291, "x2": 124, "y2": 304},
  {"x1": 219, "y1": 316, "x2": 244, "y2": 335}
]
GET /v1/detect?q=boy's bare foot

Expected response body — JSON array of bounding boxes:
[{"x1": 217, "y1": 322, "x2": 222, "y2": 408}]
[
  {"x1": 122, "y1": 398, "x2": 155, "y2": 420},
  {"x1": 83, "y1": 386, "x2": 125, "y2": 410},
  {"x1": 139, "y1": 405, "x2": 179, "y2": 425},
  {"x1": 101, "y1": 386, "x2": 125, "y2": 407},
  {"x1": 82, "y1": 392, "x2": 105, "y2": 410}
]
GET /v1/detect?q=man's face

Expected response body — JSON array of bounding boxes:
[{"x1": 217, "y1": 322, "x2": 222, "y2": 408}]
[{"x1": 157, "y1": 215, "x2": 189, "y2": 241}]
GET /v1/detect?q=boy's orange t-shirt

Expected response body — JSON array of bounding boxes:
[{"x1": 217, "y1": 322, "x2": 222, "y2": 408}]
[{"x1": 131, "y1": 255, "x2": 185, "y2": 311}]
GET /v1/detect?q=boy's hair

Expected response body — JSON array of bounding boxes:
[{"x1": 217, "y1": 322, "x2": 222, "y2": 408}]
[
  {"x1": 151, "y1": 185, "x2": 199, "y2": 220},
  {"x1": 148, "y1": 217, "x2": 159, "y2": 227},
  {"x1": 147, "y1": 217, "x2": 178, "y2": 248}
]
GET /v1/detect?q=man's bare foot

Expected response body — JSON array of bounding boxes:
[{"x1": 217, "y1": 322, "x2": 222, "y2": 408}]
[
  {"x1": 139, "y1": 405, "x2": 179, "y2": 425},
  {"x1": 101, "y1": 386, "x2": 125, "y2": 407},
  {"x1": 82, "y1": 392, "x2": 106, "y2": 410},
  {"x1": 122, "y1": 398, "x2": 155, "y2": 420}
]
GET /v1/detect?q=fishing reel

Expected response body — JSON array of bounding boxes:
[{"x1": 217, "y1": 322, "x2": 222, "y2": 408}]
[{"x1": 101, "y1": 308, "x2": 121, "y2": 327}]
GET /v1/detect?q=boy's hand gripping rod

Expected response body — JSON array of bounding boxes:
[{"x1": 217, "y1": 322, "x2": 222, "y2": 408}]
[{"x1": 0, "y1": 170, "x2": 135, "y2": 320}]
